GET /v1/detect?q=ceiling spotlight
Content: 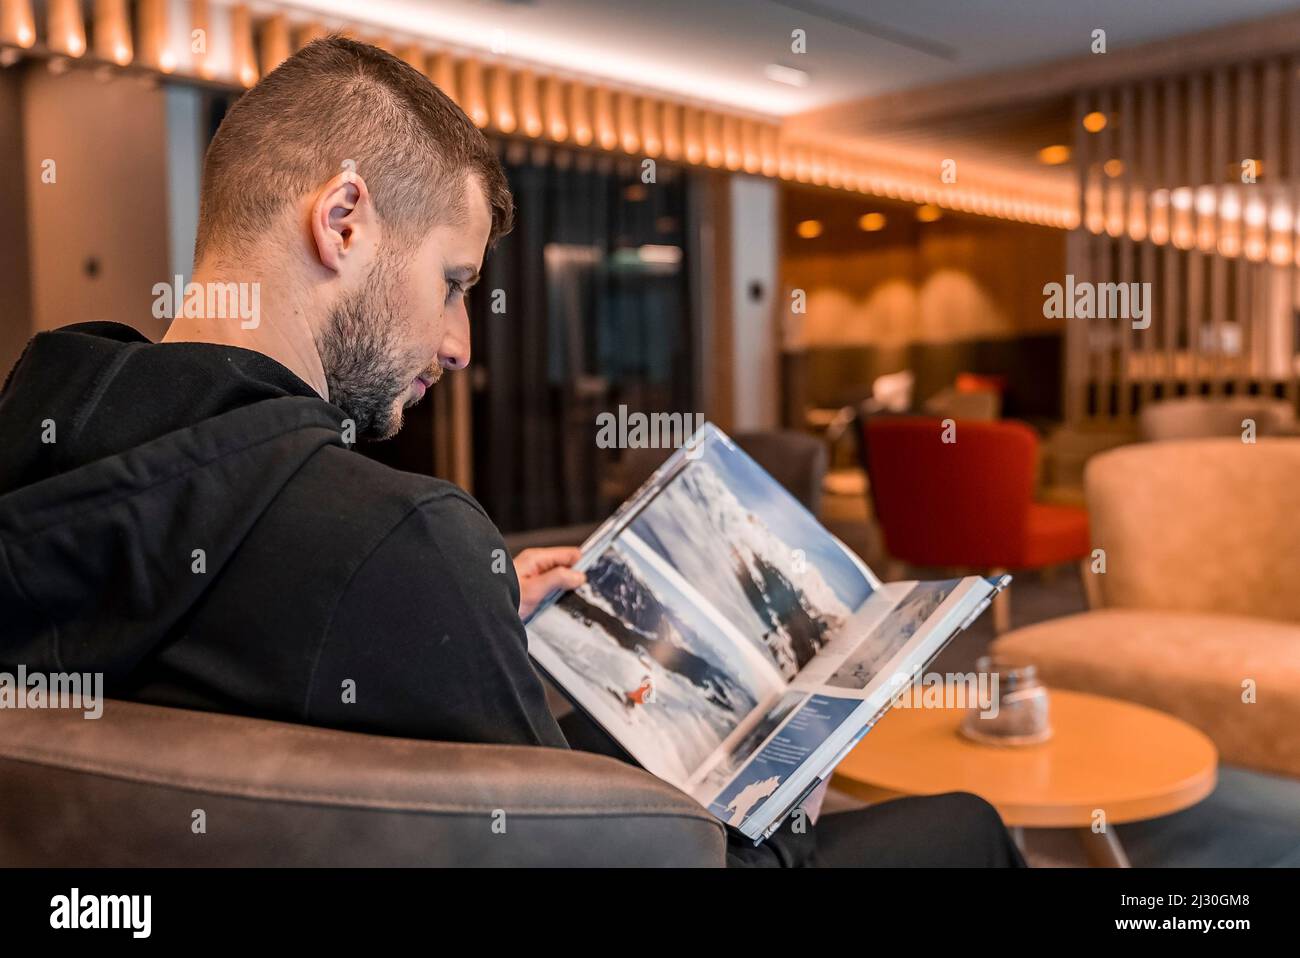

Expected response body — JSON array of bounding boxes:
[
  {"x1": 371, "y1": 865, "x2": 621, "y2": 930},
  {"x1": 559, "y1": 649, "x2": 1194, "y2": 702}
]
[
  {"x1": 1038, "y1": 144, "x2": 1071, "y2": 165},
  {"x1": 764, "y1": 63, "x2": 810, "y2": 87},
  {"x1": 1103, "y1": 159, "x2": 1124, "y2": 178},
  {"x1": 796, "y1": 219, "x2": 823, "y2": 239},
  {"x1": 1083, "y1": 111, "x2": 1107, "y2": 133},
  {"x1": 858, "y1": 212, "x2": 886, "y2": 232},
  {"x1": 916, "y1": 204, "x2": 942, "y2": 223}
]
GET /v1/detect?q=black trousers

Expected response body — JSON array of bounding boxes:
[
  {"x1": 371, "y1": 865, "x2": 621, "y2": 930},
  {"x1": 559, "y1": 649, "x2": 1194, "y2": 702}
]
[
  {"x1": 725, "y1": 792, "x2": 1026, "y2": 867},
  {"x1": 560, "y1": 711, "x2": 1026, "y2": 868}
]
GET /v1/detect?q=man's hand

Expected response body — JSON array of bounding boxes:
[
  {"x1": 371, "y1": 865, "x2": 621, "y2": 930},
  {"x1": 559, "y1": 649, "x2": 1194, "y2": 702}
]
[{"x1": 513, "y1": 547, "x2": 586, "y2": 620}]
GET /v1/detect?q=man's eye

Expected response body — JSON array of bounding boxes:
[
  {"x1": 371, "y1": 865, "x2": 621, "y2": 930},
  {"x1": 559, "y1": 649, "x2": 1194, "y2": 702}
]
[{"x1": 446, "y1": 280, "x2": 465, "y2": 301}]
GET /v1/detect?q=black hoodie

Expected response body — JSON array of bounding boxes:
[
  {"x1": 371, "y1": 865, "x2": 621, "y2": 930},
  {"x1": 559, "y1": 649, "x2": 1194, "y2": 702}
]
[{"x1": 0, "y1": 322, "x2": 566, "y2": 747}]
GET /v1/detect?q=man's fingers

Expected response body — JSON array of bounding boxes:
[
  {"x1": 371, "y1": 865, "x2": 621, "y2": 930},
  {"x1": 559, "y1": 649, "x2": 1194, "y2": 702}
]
[
  {"x1": 517, "y1": 565, "x2": 587, "y2": 619},
  {"x1": 531, "y1": 566, "x2": 586, "y2": 593},
  {"x1": 514, "y1": 546, "x2": 583, "y2": 576}
]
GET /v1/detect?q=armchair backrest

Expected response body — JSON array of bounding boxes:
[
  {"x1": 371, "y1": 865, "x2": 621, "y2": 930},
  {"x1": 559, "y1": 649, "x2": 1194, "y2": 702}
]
[
  {"x1": 864, "y1": 416, "x2": 1038, "y2": 568},
  {"x1": 0, "y1": 700, "x2": 726, "y2": 867},
  {"x1": 1138, "y1": 396, "x2": 1297, "y2": 441},
  {"x1": 1085, "y1": 437, "x2": 1300, "y2": 623}
]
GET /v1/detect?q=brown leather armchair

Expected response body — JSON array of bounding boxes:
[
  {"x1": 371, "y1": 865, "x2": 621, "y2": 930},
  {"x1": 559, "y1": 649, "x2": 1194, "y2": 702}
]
[{"x1": 0, "y1": 699, "x2": 726, "y2": 866}]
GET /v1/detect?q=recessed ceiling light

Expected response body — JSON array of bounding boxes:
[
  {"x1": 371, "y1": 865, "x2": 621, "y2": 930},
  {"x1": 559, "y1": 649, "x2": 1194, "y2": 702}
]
[
  {"x1": 1083, "y1": 111, "x2": 1107, "y2": 133},
  {"x1": 916, "y1": 204, "x2": 942, "y2": 223},
  {"x1": 1103, "y1": 159, "x2": 1124, "y2": 178},
  {"x1": 858, "y1": 212, "x2": 887, "y2": 232},
  {"x1": 1038, "y1": 144, "x2": 1071, "y2": 165},
  {"x1": 765, "y1": 63, "x2": 810, "y2": 87},
  {"x1": 796, "y1": 219, "x2": 823, "y2": 239}
]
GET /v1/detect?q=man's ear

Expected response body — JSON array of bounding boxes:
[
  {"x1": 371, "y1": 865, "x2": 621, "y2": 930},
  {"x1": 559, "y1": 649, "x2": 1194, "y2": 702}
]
[{"x1": 309, "y1": 170, "x2": 377, "y2": 274}]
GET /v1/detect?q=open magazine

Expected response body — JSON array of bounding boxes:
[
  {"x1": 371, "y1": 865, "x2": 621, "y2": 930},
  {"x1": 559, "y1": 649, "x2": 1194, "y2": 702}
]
[{"x1": 524, "y1": 424, "x2": 1009, "y2": 843}]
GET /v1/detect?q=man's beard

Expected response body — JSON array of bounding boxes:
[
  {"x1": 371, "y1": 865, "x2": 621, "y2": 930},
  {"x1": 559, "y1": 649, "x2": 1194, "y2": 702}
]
[{"x1": 316, "y1": 255, "x2": 438, "y2": 441}]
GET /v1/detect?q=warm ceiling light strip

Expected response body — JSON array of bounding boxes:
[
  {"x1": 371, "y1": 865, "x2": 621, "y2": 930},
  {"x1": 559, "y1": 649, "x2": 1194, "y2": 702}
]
[
  {"x1": 260, "y1": 15, "x2": 292, "y2": 76},
  {"x1": 428, "y1": 52, "x2": 457, "y2": 103},
  {"x1": 682, "y1": 107, "x2": 704, "y2": 165},
  {"x1": 741, "y1": 121, "x2": 760, "y2": 175},
  {"x1": 0, "y1": 0, "x2": 35, "y2": 48},
  {"x1": 795, "y1": 145, "x2": 811, "y2": 183},
  {"x1": 136, "y1": 0, "x2": 172, "y2": 72},
  {"x1": 593, "y1": 86, "x2": 616, "y2": 151},
  {"x1": 459, "y1": 59, "x2": 488, "y2": 128},
  {"x1": 230, "y1": 4, "x2": 257, "y2": 87},
  {"x1": 810, "y1": 150, "x2": 827, "y2": 186},
  {"x1": 11, "y1": 0, "x2": 1073, "y2": 229},
  {"x1": 397, "y1": 43, "x2": 424, "y2": 72},
  {"x1": 778, "y1": 142, "x2": 795, "y2": 180},
  {"x1": 93, "y1": 0, "x2": 132, "y2": 65},
  {"x1": 46, "y1": 0, "x2": 86, "y2": 57},
  {"x1": 542, "y1": 76, "x2": 567, "y2": 142},
  {"x1": 639, "y1": 97, "x2": 661, "y2": 157},
  {"x1": 294, "y1": 21, "x2": 326, "y2": 49},
  {"x1": 660, "y1": 101, "x2": 681, "y2": 161},
  {"x1": 617, "y1": 91, "x2": 639, "y2": 154},
  {"x1": 760, "y1": 126, "x2": 779, "y2": 178},
  {"x1": 722, "y1": 115, "x2": 742, "y2": 171},
  {"x1": 516, "y1": 70, "x2": 543, "y2": 138},
  {"x1": 618, "y1": 92, "x2": 639, "y2": 155},
  {"x1": 489, "y1": 65, "x2": 516, "y2": 133},
  {"x1": 567, "y1": 81, "x2": 592, "y2": 146},
  {"x1": 704, "y1": 112, "x2": 724, "y2": 168}
]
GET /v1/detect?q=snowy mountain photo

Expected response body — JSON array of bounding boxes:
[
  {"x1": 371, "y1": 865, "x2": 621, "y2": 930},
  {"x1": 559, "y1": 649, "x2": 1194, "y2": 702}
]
[
  {"x1": 528, "y1": 538, "x2": 785, "y2": 786},
  {"x1": 629, "y1": 440, "x2": 872, "y2": 679},
  {"x1": 826, "y1": 579, "x2": 961, "y2": 690}
]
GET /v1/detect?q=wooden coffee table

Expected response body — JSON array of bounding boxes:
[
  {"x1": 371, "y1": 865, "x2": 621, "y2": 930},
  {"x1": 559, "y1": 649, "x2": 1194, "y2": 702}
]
[{"x1": 831, "y1": 689, "x2": 1218, "y2": 866}]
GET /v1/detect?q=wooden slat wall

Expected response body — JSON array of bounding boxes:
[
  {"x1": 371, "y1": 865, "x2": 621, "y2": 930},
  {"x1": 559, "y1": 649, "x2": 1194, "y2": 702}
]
[
  {"x1": 1235, "y1": 64, "x2": 1253, "y2": 400},
  {"x1": 1210, "y1": 69, "x2": 1228, "y2": 398},
  {"x1": 1067, "y1": 56, "x2": 1300, "y2": 425},
  {"x1": 1118, "y1": 84, "x2": 1135, "y2": 417},
  {"x1": 1289, "y1": 57, "x2": 1300, "y2": 408},
  {"x1": 1140, "y1": 81, "x2": 1158, "y2": 410}
]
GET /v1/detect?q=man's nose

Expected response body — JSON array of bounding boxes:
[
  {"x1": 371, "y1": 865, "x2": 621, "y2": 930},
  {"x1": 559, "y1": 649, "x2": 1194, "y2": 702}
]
[{"x1": 438, "y1": 304, "x2": 471, "y2": 370}]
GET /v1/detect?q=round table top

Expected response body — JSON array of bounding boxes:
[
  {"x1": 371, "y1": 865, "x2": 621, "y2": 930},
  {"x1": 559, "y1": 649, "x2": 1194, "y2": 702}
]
[{"x1": 831, "y1": 689, "x2": 1218, "y2": 828}]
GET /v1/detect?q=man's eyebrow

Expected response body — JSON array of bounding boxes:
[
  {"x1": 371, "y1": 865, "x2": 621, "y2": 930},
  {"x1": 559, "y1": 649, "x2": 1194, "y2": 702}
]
[{"x1": 449, "y1": 266, "x2": 481, "y2": 288}]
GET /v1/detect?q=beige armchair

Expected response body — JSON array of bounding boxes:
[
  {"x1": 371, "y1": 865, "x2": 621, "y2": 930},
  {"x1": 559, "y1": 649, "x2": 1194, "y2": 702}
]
[
  {"x1": 0, "y1": 699, "x2": 726, "y2": 866},
  {"x1": 993, "y1": 438, "x2": 1300, "y2": 779},
  {"x1": 1138, "y1": 396, "x2": 1298, "y2": 441}
]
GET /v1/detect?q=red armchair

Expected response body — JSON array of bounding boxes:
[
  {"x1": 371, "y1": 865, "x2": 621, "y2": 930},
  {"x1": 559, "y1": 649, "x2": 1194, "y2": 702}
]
[{"x1": 863, "y1": 417, "x2": 1090, "y2": 631}]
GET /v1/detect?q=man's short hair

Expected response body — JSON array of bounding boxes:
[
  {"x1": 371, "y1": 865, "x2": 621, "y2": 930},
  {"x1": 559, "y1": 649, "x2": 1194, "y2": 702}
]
[{"x1": 194, "y1": 36, "x2": 513, "y2": 263}]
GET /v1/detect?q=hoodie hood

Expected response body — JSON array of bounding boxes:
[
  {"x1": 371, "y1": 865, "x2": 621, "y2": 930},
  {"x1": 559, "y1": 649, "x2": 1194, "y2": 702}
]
[{"x1": 0, "y1": 322, "x2": 349, "y2": 683}]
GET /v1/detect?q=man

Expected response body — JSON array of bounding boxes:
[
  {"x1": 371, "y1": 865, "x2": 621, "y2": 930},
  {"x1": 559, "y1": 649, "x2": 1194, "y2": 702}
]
[{"x1": 0, "y1": 38, "x2": 1020, "y2": 867}]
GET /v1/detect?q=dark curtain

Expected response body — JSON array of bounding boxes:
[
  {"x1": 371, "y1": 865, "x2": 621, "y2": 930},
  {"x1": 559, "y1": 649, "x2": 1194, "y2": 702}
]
[{"x1": 471, "y1": 141, "x2": 695, "y2": 533}]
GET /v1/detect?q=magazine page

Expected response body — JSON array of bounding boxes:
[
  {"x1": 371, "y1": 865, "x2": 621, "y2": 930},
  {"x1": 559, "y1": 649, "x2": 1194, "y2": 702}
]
[
  {"x1": 526, "y1": 424, "x2": 879, "y2": 791},
  {"x1": 706, "y1": 576, "x2": 998, "y2": 841},
  {"x1": 525, "y1": 423, "x2": 1003, "y2": 841},
  {"x1": 528, "y1": 534, "x2": 788, "y2": 787}
]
